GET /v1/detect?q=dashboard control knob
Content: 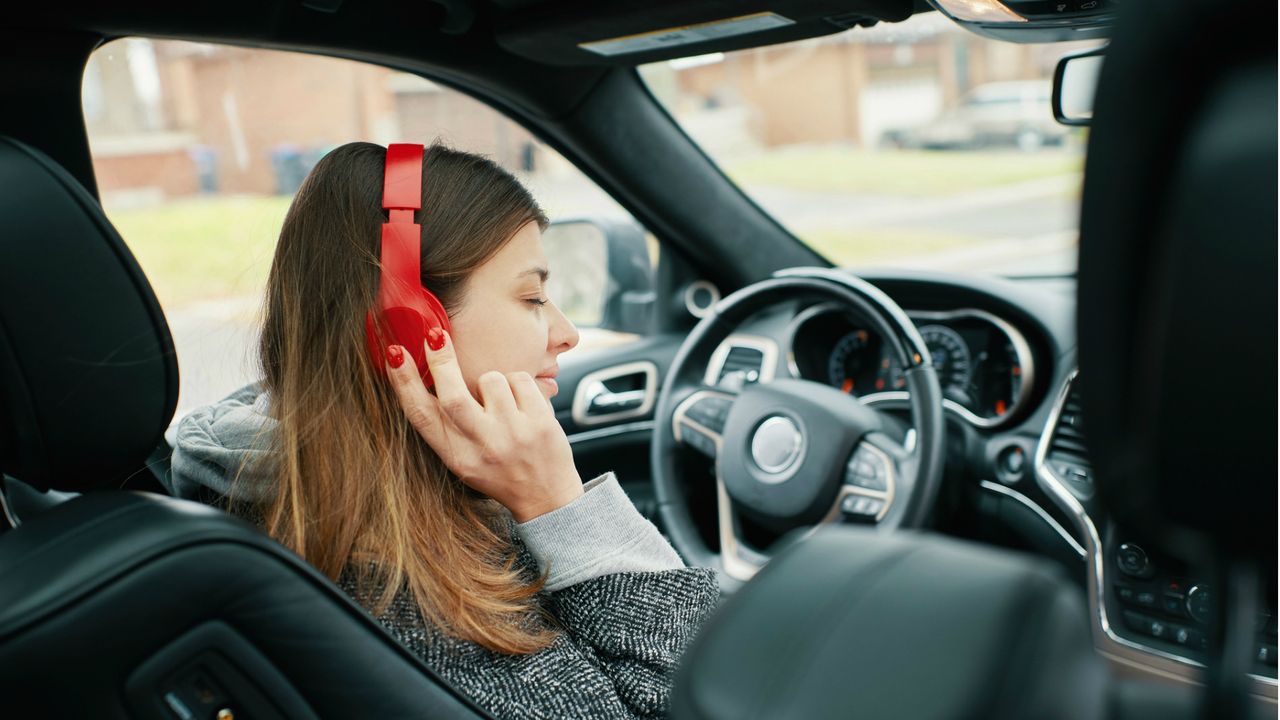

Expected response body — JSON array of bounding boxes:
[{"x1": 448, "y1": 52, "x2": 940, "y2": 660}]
[
  {"x1": 997, "y1": 445, "x2": 1026, "y2": 482},
  {"x1": 1116, "y1": 543, "x2": 1154, "y2": 579},
  {"x1": 1186, "y1": 585, "x2": 1213, "y2": 624}
]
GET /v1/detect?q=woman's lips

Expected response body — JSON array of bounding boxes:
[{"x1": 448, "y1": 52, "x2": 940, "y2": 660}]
[
  {"x1": 535, "y1": 376, "x2": 558, "y2": 396},
  {"x1": 535, "y1": 368, "x2": 559, "y2": 396}
]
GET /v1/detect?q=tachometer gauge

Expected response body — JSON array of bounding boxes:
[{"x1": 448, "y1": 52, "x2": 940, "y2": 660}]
[
  {"x1": 827, "y1": 329, "x2": 874, "y2": 393},
  {"x1": 918, "y1": 324, "x2": 971, "y2": 400}
]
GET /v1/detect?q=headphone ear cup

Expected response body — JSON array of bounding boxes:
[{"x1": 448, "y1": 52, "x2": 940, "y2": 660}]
[
  {"x1": 365, "y1": 290, "x2": 451, "y2": 389},
  {"x1": 365, "y1": 307, "x2": 433, "y2": 388},
  {"x1": 411, "y1": 289, "x2": 451, "y2": 387}
]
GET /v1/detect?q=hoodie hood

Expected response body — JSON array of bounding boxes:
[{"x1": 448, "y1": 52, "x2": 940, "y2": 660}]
[{"x1": 168, "y1": 382, "x2": 277, "y2": 503}]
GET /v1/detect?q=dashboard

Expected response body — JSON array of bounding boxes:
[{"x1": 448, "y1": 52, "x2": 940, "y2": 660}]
[{"x1": 786, "y1": 305, "x2": 1033, "y2": 428}]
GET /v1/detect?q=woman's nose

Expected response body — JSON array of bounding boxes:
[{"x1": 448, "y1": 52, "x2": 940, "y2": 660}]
[{"x1": 549, "y1": 301, "x2": 580, "y2": 353}]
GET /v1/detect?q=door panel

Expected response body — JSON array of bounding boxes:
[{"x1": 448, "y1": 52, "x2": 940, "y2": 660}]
[{"x1": 554, "y1": 333, "x2": 685, "y2": 523}]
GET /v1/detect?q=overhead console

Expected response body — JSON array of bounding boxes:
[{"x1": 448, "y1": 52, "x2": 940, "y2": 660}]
[{"x1": 925, "y1": 0, "x2": 1116, "y2": 42}]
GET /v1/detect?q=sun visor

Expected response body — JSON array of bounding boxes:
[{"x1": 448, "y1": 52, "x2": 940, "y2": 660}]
[{"x1": 494, "y1": 0, "x2": 915, "y2": 67}]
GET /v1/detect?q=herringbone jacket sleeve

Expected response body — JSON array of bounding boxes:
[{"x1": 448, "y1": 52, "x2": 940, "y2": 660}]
[
  {"x1": 547, "y1": 568, "x2": 720, "y2": 718},
  {"x1": 511, "y1": 472, "x2": 721, "y2": 717}
]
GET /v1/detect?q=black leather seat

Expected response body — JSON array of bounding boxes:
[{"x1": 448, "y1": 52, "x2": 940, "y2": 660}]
[{"x1": 0, "y1": 136, "x2": 490, "y2": 718}]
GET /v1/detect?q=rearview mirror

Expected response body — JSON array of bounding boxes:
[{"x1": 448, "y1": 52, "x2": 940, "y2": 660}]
[
  {"x1": 1052, "y1": 47, "x2": 1106, "y2": 126},
  {"x1": 542, "y1": 217, "x2": 654, "y2": 335}
]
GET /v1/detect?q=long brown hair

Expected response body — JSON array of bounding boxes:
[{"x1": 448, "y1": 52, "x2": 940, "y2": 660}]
[{"x1": 254, "y1": 141, "x2": 556, "y2": 654}]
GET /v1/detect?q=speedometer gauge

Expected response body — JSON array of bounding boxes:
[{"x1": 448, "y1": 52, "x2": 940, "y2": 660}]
[
  {"x1": 827, "y1": 329, "x2": 874, "y2": 393},
  {"x1": 918, "y1": 325, "x2": 971, "y2": 400}
]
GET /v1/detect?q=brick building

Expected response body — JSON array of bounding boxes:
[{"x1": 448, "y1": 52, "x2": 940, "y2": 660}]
[{"x1": 83, "y1": 39, "x2": 537, "y2": 204}]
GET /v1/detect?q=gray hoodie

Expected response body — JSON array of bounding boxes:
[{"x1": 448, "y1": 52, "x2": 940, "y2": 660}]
[
  {"x1": 169, "y1": 383, "x2": 276, "y2": 504},
  {"x1": 168, "y1": 383, "x2": 685, "y2": 591}
]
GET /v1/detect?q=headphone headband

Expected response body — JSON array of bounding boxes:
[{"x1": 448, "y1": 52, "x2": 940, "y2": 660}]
[{"x1": 383, "y1": 143, "x2": 423, "y2": 213}]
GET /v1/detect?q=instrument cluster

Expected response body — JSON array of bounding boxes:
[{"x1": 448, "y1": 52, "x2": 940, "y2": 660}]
[{"x1": 788, "y1": 305, "x2": 1034, "y2": 427}]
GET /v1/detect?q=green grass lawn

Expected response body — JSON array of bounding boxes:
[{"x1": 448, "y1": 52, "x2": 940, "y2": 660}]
[
  {"x1": 104, "y1": 195, "x2": 291, "y2": 310},
  {"x1": 726, "y1": 147, "x2": 1083, "y2": 197}
]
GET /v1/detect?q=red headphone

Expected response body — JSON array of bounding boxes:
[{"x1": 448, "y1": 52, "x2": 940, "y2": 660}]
[{"x1": 364, "y1": 143, "x2": 452, "y2": 388}]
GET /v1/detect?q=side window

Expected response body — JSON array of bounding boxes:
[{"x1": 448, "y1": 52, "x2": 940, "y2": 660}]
[{"x1": 82, "y1": 39, "x2": 657, "y2": 421}]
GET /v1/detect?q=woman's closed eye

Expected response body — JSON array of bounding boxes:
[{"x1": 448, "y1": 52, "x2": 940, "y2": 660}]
[{"x1": 525, "y1": 297, "x2": 548, "y2": 307}]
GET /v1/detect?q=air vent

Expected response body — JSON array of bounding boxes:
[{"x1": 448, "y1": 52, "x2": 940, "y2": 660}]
[
  {"x1": 1046, "y1": 376, "x2": 1094, "y2": 500},
  {"x1": 718, "y1": 345, "x2": 764, "y2": 386}
]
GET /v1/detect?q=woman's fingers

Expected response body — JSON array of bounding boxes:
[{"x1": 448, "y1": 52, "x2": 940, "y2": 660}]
[
  {"x1": 421, "y1": 328, "x2": 484, "y2": 434},
  {"x1": 478, "y1": 371, "x2": 518, "y2": 417},
  {"x1": 384, "y1": 344, "x2": 448, "y2": 446},
  {"x1": 507, "y1": 371, "x2": 547, "y2": 415}
]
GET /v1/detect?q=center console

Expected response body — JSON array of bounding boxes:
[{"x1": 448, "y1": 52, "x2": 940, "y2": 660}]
[
  {"x1": 1035, "y1": 371, "x2": 1278, "y2": 699},
  {"x1": 1105, "y1": 530, "x2": 1277, "y2": 673}
]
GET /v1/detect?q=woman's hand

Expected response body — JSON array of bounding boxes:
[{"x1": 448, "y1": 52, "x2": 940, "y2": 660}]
[{"x1": 384, "y1": 329, "x2": 584, "y2": 522}]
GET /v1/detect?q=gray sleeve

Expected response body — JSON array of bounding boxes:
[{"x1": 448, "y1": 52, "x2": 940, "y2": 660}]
[
  {"x1": 167, "y1": 383, "x2": 276, "y2": 503},
  {"x1": 513, "y1": 472, "x2": 685, "y2": 592}
]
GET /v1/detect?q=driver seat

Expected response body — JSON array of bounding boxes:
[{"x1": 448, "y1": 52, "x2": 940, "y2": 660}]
[{"x1": 0, "y1": 135, "x2": 491, "y2": 718}]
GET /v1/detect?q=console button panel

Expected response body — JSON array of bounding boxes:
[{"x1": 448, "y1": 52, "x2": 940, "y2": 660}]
[{"x1": 1108, "y1": 539, "x2": 1277, "y2": 675}]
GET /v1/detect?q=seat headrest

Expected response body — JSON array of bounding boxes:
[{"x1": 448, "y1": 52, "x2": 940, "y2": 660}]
[
  {"x1": 672, "y1": 528, "x2": 1105, "y2": 720},
  {"x1": 1077, "y1": 0, "x2": 1276, "y2": 561},
  {"x1": 0, "y1": 137, "x2": 178, "y2": 491}
]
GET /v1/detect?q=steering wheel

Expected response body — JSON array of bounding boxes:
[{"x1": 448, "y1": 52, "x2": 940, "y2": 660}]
[{"x1": 652, "y1": 268, "x2": 946, "y2": 586}]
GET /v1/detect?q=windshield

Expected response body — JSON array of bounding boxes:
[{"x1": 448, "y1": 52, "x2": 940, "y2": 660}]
[{"x1": 639, "y1": 13, "x2": 1101, "y2": 276}]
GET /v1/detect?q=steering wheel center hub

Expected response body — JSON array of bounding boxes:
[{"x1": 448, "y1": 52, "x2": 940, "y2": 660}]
[
  {"x1": 719, "y1": 379, "x2": 881, "y2": 530},
  {"x1": 750, "y1": 416, "x2": 805, "y2": 478}
]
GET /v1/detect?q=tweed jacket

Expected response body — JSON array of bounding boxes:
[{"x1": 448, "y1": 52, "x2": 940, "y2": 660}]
[{"x1": 340, "y1": 539, "x2": 720, "y2": 719}]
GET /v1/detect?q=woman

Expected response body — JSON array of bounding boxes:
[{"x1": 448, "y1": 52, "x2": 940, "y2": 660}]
[{"x1": 167, "y1": 141, "x2": 719, "y2": 719}]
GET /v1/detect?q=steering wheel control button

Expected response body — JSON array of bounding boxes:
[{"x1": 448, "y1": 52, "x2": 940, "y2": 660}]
[
  {"x1": 683, "y1": 427, "x2": 717, "y2": 458},
  {"x1": 840, "y1": 493, "x2": 884, "y2": 521},
  {"x1": 685, "y1": 396, "x2": 732, "y2": 434},
  {"x1": 750, "y1": 416, "x2": 804, "y2": 476},
  {"x1": 1116, "y1": 543, "x2": 1154, "y2": 578},
  {"x1": 844, "y1": 447, "x2": 888, "y2": 491}
]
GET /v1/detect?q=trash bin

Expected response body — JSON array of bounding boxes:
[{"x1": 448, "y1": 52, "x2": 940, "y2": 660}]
[
  {"x1": 190, "y1": 145, "x2": 219, "y2": 193},
  {"x1": 303, "y1": 145, "x2": 333, "y2": 177},
  {"x1": 520, "y1": 142, "x2": 536, "y2": 173},
  {"x1": 270, "y1": 144, "x2": 307, "y2": 195}
]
